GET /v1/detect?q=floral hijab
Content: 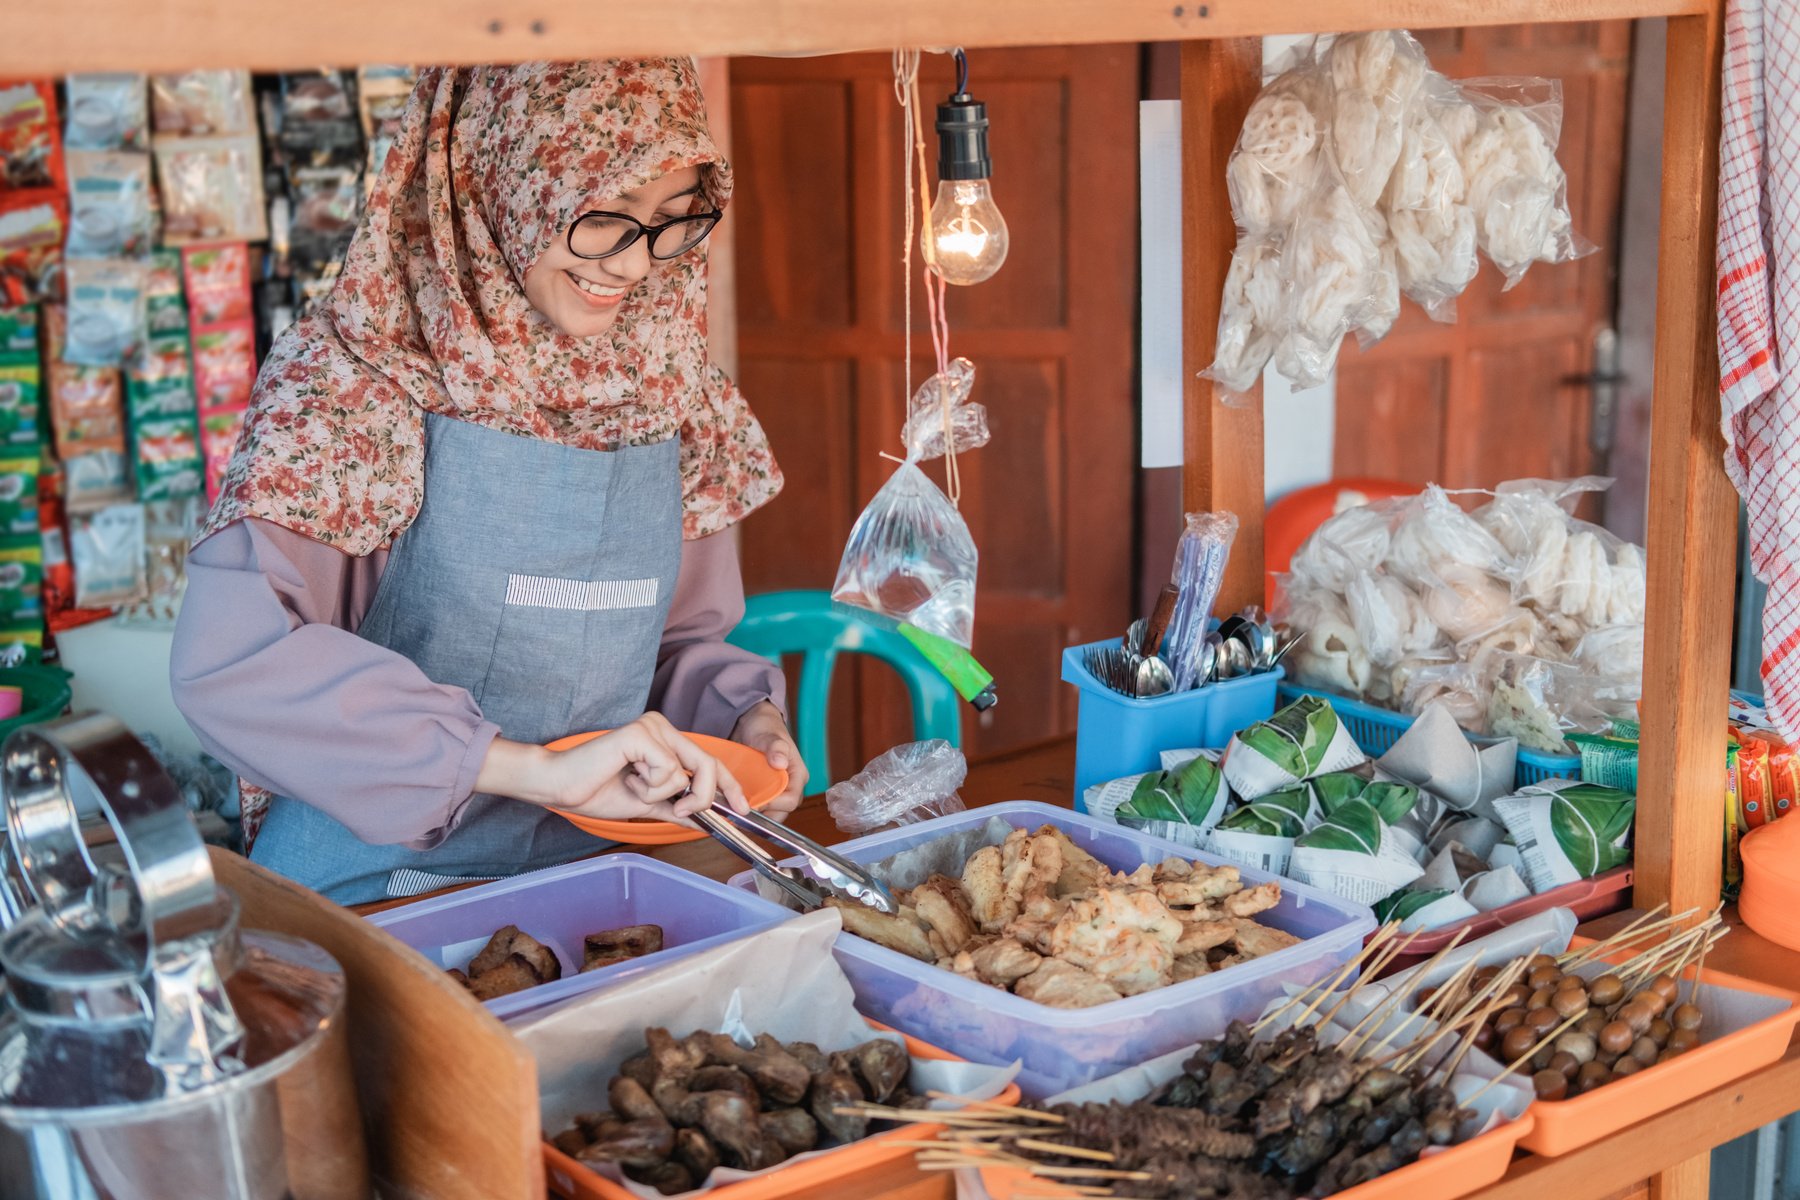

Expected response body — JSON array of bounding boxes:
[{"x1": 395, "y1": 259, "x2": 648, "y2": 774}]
[{"x1": 203, "y1": 58, "x2": 782, "y2": 552}]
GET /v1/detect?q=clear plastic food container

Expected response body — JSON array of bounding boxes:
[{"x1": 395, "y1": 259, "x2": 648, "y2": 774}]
[
  {"x1": 728, "y1": 801, "x2": 1376, "y2": 1097},
  {"x1": 369, "y1": 853, "x2": 795, "y2": 1021}
]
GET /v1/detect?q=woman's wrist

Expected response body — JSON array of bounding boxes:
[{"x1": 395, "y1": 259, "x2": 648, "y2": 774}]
[{"x1": 476, "y1": 737, "x2": 558, "y2": 807}]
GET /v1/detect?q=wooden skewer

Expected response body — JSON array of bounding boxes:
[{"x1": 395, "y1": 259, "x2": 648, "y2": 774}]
[
  {"x1": 1254, "y1": 924, "x2": 1399, "y2": 1033},
  {"x1": 1341, "y1": 929, "x2": 1469, "y2": 1058},
  {"x1": 1461, "y1": 1008, "x2": 1587, "y2": 1108},
  {"x1": 926, "y1": 1091, "x2": 1065, "y2": 1122},
  {"x1": 1436, "y1": 958, "x2": 1531, "y2": 1080},
  {"x1": 1362, "y1": 937, "x2": 1478, "y2": 1058},
  {"x1": 1304, "y1": 927, "x2": 1426, "y2": 1037},
  {"x1": 1388, "y1": 959, "x2": 1513, "y2": 1076},
  {"x1": 1688, "y1": 912, "x2": 1719, "y2": 1009},
  {"x1": 1014, "y1": 1138, "x2": 1116, "y2": 1162},
  {"x1": 1032, "y1": 1166, "x2": 1156, "y2": 1181},
  {"x1": 1555, "y1": 902, "x2": 1673, "y2": 967}
]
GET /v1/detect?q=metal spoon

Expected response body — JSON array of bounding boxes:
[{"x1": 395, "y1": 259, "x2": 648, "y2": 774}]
[{"x1": 1134, "y1": 585, "x2": 1180, "y2": 698}]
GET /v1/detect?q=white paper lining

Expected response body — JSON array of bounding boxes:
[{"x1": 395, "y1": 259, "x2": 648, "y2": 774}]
[{"x1": 513, "y1": 909, "x2": 1019, "y2": 1199}]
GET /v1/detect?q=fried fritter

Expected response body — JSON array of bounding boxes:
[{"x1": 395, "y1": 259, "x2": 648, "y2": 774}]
[
  {"x1": 826, "y1": 897, "x2": 936, "y2": 961},
  {"x1": 1013, "y1": 958, "x2": 1125, "y2": 1008}
]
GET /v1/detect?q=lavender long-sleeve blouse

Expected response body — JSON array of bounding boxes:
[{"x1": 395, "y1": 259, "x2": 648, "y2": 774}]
[{"x1": 169, "y1": 518, "x2": 784, "y2": 848}]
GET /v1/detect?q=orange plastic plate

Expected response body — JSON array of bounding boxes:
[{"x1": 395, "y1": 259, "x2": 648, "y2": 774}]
[
  {"x1": 543, "y1": 730, "x2": 788, "y2": 846},
  {"x1": 1516, "y1": 949, "x2": 1800, "y2": 1157},
  {"x1": 981, "y1": 1107, "x2": 1535, "y2": 1200},
  {"x1": 543, "y1": 1021, "x2": 1022, "y2": 1200}
]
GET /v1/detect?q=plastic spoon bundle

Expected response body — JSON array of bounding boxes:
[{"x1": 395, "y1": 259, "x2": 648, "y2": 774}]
[{"x1": 1165, "y1": 511, "x2": 1239, "y2": 691}]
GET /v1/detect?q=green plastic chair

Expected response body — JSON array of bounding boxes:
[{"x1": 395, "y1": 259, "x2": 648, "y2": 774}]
[{"x1": 726, "y1": 590, "x2": 963, "y2": 795}]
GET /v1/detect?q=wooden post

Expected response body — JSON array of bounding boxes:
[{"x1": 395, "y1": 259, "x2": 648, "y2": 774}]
[
  {"x1": 1637, "y1": 7, "x2": 1727, "y2": 1198},
  {"x1": 1636, "y1": 4, "x2": 1729, "y2": 917},
  {"x1": 1180, "y1": 39, "x2": 1266, "y2": 615}
]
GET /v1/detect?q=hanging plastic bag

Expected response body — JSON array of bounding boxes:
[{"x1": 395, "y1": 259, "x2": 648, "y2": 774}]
[
  {"x1": 831, "y1": 357, "x2": 986, "y2": 648},
  {"x1": 826, "y1": 740, "x2": 968, "y2": 835},
  {"x1": 1385, "y1": 76, "x2": 1478, "y2": 318},
  {"x1": 1446, "y1": 78, "x2": 1590, "y2": 289},
  {"x1": 1321, "y1": 30, "x2": 1429, "y2": 209}
]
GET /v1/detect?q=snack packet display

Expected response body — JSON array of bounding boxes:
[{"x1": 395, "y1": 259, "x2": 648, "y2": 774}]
[
  {"x1": 1220, "y1": 694, "x2": 1365, "y2": 800},
  {"x1": 65, "y1": 150, "x2": 157, "y2": 259},
  {"x1": 0, "y1": 306, "x2": 42, "y2": 454},
  {"x1": 276, "y1": 70, "x2": 361, "y2": 152},
  {"x1": 825, "y1": 740, "x2": 968, "y2": 835},
  {"x1": 118, "y1": 496, "x2": 199, "y2": 624},
  {"x1": 200, "y1": 407, "x2": 247, "y2": 502},
  {"x1": 65, "y1": 73, "x2": 150, "y2": 151},
  {"x1": 190, "y1": 321, "x2": 257, "y2": 412},
  {"x1": 832, "y1": 358, "x2": 985, "y2": 648},
  {"x1": 0, "y1": 81, "x2": 65, "y2": 192},
  {"x1": 1491, "y1": 779, "x2": 1635, "y2": 892}
]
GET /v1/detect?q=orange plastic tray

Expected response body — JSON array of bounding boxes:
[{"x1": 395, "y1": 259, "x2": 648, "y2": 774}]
[
  {"x1": 980, "y1": 1106, "x2": 1535, "y2": 1200},
  {"x1": 1516, "y1": 949, "x2": 1800, "y2": 1157},
  {"x1": 542, "y1": 1020, "x2": 1022, "y2": 1200},
  {"x1": 543, "y1": 730, "x2": 787, "y2": 845}
]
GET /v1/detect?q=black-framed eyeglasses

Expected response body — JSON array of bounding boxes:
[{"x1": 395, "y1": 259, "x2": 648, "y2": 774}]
[{"x1": 566, "y1": 209, "x2": 721, "y2": 261}]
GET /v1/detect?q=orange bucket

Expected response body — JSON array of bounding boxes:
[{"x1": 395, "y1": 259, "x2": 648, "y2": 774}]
[
  {"x1": 542, "y1": 730, "x2": 787, "y2": 846},
  {"x1": 1740, "y1": 817, "x2": 1800, "y2": 952},
  {"x1": 543, "y1": 1021, "x2": 1022, "y2": 1200}
]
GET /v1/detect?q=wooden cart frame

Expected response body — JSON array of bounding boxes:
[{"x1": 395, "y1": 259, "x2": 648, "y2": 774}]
[{"x1": 0, "y1": 2, "x2": 1735, "y2": 1197}]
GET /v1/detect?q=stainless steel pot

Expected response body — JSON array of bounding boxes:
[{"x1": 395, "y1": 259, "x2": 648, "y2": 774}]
[{"x1": 0, "y1": 715, "x2": 369, "y2": 1199}]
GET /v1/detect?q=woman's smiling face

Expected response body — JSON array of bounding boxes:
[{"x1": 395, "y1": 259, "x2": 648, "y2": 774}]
[{"x1": 522, "y1": 165, "x2": 703, "y2": 339}]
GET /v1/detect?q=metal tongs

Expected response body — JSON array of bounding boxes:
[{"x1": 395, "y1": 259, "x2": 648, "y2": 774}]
[{"x1": 692, "y1": 803, "x2": 898, "y2": 915}]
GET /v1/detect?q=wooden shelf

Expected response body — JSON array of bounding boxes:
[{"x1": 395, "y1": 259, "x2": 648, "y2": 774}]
[{"x1": 0, "y1": 0, "x2": 1713, "y2": 75}]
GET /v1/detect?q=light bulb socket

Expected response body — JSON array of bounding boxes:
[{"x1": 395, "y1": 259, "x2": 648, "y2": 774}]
[{"x1": 935, "y1": 93, "x2": 992, "y2": 182}]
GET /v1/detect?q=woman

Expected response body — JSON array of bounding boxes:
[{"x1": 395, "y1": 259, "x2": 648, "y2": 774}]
[{"x1": 170, "y1": 59, "x2": 803, "y2": 905}]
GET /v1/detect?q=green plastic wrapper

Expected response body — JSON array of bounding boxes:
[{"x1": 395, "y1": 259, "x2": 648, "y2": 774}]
[
  {"x1": 1221, "y1": 694, "x2": 1365, "y2": 800},
  {"x1": 1491, "y1": 779, "x2": 1635, "y2": 892}
]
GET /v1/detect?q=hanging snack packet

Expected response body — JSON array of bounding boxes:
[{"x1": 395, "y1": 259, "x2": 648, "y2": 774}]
[
  {"x1": 1094, "y1": 752, "x2": 1232, "y2": 849},
  {"x1": 0, "y1": 193, "x2": 67, "y2": 305},
  {"x1": 832, "y1": 358, "x2": 986, "y2": 648},
  {"x1": 1220, "y1": 694, "x2": 1366, "y2": 800},
  {"x1": 39, "y1": 461, "x2": 107, "y2": 634},
  {"x1": 119, "y1": 496, "x2": 199, "y2": 624},
  {"x1": 142, "y1": 250, "x2": 188, "y2": 335},
  {"x1": 288, "y1": 164, "x2": 363, "y2": 270},
  {"x1": 154, "y1": 135, "x2": 268, "y2": 244},
  {"x1": 0, "y1": 460, "x2": 41, "y2": 541},
  {"x1": 65, "y1": 73, "x2": 150, "y2": 151},
  {"x1": 357, "y1": 66, "x2": 417, "y2": 188},
  {"x1": 0, "y1": 81, "x2": 65, "y2": 191},
  {"x1": 62, "y1": 259, "x2": 147, "y2": 368},
  {"x1": 150, "y1": 70, "x2": 256, "y2": 136},
  {"x1": 201, "y1": 407, "x2": 247, "y2": 502},
  {"x1": 181, "y1": 243, "x2": 253, "y2": 327},
  {"x1": 1491, "y1": 779, "x2": 1635, "y2": 893},
  {"x1": 0, "y1": 306, "x2": 41, "y2": 453},
  {"x1": 46, "y1": 305, "x2": 128, "y2": 460},
  {"x1": 65, "y1": 150, "x2": 157, "y2": 259},
  {"x1": 1288, "y1": 796, "x2": 1427, "y2": 904},
  {"x1": 277, "y1": 71, "x2": 362, "y2": 152},
  {"x1": 70, "y1": 502, "x2": 146, "y2": 609},
  {"x1": 191, "y1": 321, "x2": 257, "y2": 411}
]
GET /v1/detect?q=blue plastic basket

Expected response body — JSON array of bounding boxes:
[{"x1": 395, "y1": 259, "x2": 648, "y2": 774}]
[
  {"x1": 1062, "y1": 639, "x2": 1283, "y2": 804},
  {"x1": 1275, "y1": 682, "x2": 1579, "y2": 789}
]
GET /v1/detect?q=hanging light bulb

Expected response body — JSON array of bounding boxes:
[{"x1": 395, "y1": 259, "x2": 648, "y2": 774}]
[{"x1": 925, "y1": 52, "x2": 1009, "y2": 285}]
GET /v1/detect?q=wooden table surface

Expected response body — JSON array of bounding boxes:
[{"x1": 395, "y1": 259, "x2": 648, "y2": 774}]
[{"x1": 374, "y1": 735, "x2": 1800, "y2": 1200}]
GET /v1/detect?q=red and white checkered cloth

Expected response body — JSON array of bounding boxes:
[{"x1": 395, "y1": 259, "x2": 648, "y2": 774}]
[{"x1": 1719, "y1": 0, "x2": 1800, "y2": 741}]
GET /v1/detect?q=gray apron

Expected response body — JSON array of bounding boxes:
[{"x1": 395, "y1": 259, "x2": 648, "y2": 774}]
[{"x1": 250, "y1": 412, "x2": 683, "y2": 905}]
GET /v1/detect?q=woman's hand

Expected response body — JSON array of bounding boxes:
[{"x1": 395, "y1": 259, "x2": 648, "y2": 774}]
[
  {"x1": 731, "y1": 700, "x2": 807, "y2": 821},
  {"x1": 478, "y1": 712, "x2": 747, "y2": 823}
]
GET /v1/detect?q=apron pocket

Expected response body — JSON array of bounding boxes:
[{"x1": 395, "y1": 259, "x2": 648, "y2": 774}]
[{"x1": 504, "y1": 574, "x2": 659, "y2": 611}]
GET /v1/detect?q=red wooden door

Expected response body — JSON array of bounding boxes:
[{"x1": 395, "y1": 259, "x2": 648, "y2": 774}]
[
  {"x1": 1330, "y1": 23, "x2": 1632, "y2": 516},
  {"x1": 726, "y1": 47, "x2": 1139, "y2": 773}
]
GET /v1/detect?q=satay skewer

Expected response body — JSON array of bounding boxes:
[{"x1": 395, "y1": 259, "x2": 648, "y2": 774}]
[{"x1": 1252, "y1": 923, "x2": 1400, "y2": 1034}]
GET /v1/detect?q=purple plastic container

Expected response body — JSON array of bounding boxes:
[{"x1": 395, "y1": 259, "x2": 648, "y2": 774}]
[
  {"x1": 368, "y1": 854, "x2": 794, "y2": 1021},
  {"x1": 728, "y1": 801, "x2": 1375, "y2": 1098}
]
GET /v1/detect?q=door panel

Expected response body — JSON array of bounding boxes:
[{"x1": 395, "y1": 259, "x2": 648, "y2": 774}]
[{"x1": 728, "y1": 47, "x2": 1138, "y2": 768}]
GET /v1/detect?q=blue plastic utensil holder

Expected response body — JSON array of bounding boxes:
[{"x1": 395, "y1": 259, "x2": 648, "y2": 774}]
[{"x1": 1061, "y1": 639, "x2": 1283, "y2": 805}]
